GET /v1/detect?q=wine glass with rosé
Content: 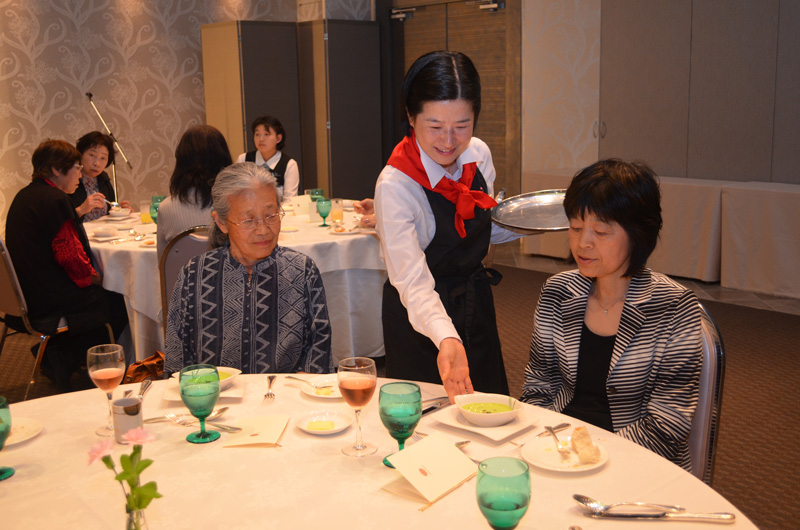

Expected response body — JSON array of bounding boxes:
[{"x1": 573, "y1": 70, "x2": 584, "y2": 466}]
[
  {"x1": 87, "y1": 344, "x2": 126, "y2": 436},
  {"x1": 337, "y1": 357, "x2": 378, "y2": 457}
]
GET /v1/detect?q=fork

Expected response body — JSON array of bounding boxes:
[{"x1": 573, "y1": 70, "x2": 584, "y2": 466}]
[
  {"x1": 545, "y1": 425, "x2": 571, "y2": 459},
  {"x1": 411, "y1": 432, "x2": 479, "y2": 463},
  {"x1": 263, "y1": 375, "x2": 276, "y2": 404},
  {"x1": 163, "y1": 411, "x2": 241, "y2": 433}
]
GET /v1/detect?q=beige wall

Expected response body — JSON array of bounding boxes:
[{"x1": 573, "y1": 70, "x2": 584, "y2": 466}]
[{"x1": 0, "y1": 0, "x2": 371, "y2": 234}]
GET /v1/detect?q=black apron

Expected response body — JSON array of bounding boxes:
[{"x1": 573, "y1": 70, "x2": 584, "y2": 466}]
[
  {"x1": 245, "y1": 151, "x2": 288, "y2": 188},
  {"x1": 382, "y1": 168, "x2": 509, "y2": 394}
]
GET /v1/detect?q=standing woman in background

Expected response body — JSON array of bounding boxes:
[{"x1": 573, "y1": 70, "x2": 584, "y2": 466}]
[
  {"x1": 70, "y1": 131, "x2": 130, "y2": 221},
  {"x1": 374, "y1": 51, "x2": 520, "y2": 402},
  {"x1": 236, "y1": 115, "x2": 299, "y2": 200},
  {"x1": 156, "y1": 124, "x2": 232, "y2": 258}
]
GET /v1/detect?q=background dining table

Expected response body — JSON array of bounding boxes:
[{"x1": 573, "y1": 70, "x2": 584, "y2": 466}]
[
  {"x1": 2, "y1": 375, "x2": 756, "y2": 529},
  {"x1": 85, "y1": 206, "x2": 386, "y2": 364}
]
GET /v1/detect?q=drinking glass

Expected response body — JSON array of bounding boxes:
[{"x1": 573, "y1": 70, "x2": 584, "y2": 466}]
[
  {"x1": 305, "y1": 188, "x2": 323, "y2": 202},
  {"x1": 378, "y1": 382, "x2": 421, "y2": 467},
  {"x1": 179, "y1": 364, "x2": 221, "y2": 444},
  {"x1": 316, "y1": 198, "x2": 332, "y2": 227},
  {"x1": 330, "y1": 198, "x2": 344, "y2": 224},
  {"x1": 337, "y1": 357, "x2": 377, "y2": 457},
  {"x1": 87, "y1": 344, "x2": 126, "y2": 437},
  {"x1": 476, "y1": 457, "x2": 531, "y2": 530},
  {"x1": 0, "y1": 396, "x2": 15, "y2": 481},
  {"x1": 139, "y1": 199, "x2": 153, "y2": 223},
  {"x1": 149, "y1": 195, "x2": 166, "y2": 224}
]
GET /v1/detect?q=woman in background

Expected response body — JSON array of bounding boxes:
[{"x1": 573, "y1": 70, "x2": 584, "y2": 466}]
[
  {"x1": 236, "y1": 115, "x2": 299, "y2": 200},
  {"x1": 521, "y1": 159, "x2": 702, "y2": 470},
  {"x1": 156, "y1": 124, "x2": 232, "y2": 258},
  {"x1": 70, "y1": 131, "x2": 130, "y2": 221}
]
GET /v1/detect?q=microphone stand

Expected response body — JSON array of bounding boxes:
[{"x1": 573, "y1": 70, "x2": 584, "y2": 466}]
[{"x1": 85, "y1": 92, "x2": 133, "y2": 202}]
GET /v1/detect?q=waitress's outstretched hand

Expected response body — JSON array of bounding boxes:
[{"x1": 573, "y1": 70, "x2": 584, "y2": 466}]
[{"x1": 438, "y1": 337, "x2": 474, "y2": 404}]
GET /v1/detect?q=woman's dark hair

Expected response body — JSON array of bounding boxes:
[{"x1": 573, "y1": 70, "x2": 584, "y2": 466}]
[
  {"x1": 76, "y1": 131, "x2": 115, "y2": 167},
  {"x1": 401, "y1": 51, "x2": 481, "y2": 136},
  {"x1": 564, "y1": 158, "x2": 662, "y2": 277},
  {"x1": 251, "y1": 115, "x2": 286, "y2": 151},
  {"x1": 169, "y1": 125, "x2": 233, "y2": 208},
  {"x1": 31, "y1": 139, "x2": 81, "y2": 181}
]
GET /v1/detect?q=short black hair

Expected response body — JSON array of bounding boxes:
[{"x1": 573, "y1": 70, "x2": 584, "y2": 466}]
[
  {"x1": 401, "y1": 51, "x2": 481, "y2": 136},
  {"x1": 564, "y1": 158, "x2": 662, "y2": 277},
  {"x1": 169, "y1": 125, "x2": 233, "y2": 208},
  {"x1": 31, "y1": 139, "x2": 81, "y2": 181},
  {"x1": 76, "y1": 131, "x2": 115, "y2": 167},
  {"x1": 251, "y1": 115, "x2": 286, "y2": 151}
]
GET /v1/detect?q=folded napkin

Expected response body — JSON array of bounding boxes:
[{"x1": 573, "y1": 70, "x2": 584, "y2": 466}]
[{"x1": 223, "y1": 416, "x2": 289, "y2": 448}]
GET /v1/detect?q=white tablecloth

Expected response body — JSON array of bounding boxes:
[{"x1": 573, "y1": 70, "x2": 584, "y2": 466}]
[
  {"x1": 86, "y1": 209, "x2": 385, "y2": 363},
  {"x1": 3, "y1": 376, "x2": 756, "y2": 529}
]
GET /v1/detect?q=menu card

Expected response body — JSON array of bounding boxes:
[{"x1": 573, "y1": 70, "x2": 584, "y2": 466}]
[
  {"x1": 383, "y1": 433, "x2": 477, "y2": 509},
  {"x1": 223, "y1": 416, "x2": 289, "y2": 448}
]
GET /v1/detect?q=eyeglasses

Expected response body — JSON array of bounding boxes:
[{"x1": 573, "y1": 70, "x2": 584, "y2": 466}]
[
  {"x1": 228, "y1": 210, "x2": 284, "y2": 230},
  {"x1": 73, "y1": 163, "x2": 84, "y2": 172}
]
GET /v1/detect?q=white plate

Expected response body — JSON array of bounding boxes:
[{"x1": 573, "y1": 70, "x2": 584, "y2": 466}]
[
  {"x1": 97, "y1": 213, "x2": 138, "y2": 223},
  {"x1": 521, "y1": 435, "x2": 608, "y2": 472},
  {"x1": 297, "y1": 375, "x2": 342, "y2": 399},
  {"x1": 5, "y1": 417, "x2": 43, "y2": 446},
  {"x1": 169, "y1": 366, "x2": 241, "y2": 390},
  {"x1": 328, "y1": 228, "x2": 376, "y2": 236},
  {"x1": 139, "y1": 240, "x2": 157, "y2": 248},
  {"x1": 91, "y1": 230, "x2": 118, "y2": 239},
  {"x1": 296, "y1": 410, "x2": 352, "y2": 435},
  {"x1": 163, "y1": 373, "x2": 245, "y2": 401},
  {"x1": 428, "y1": 405, "x2": 536, "y2": 442},
  {"x1": 282, "y1": 226, "x2": 299, "y2": 233}
]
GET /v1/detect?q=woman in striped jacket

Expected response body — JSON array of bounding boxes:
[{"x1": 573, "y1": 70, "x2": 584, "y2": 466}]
[{"x1": 521, "y1": 159, "x2": 702, "y2": 471}]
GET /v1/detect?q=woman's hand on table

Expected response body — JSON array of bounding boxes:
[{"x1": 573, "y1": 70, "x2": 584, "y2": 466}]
[
  {"x1": 437, "y1": 337, "x2": 474, "y2": 403},
  {"x1": 77, "y1": 192, "x2": 106, "y2": 217},
  {"x1": 353, "y1": 198, "x2": 374, "y2": 215},
  {"x1": 358, "y1": 214, "x2": 376, "y2": 229}
]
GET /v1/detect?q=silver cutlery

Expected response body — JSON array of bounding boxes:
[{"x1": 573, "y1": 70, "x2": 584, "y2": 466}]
[
  {"x1": 123, "y1": 389, "x2": 133, "y2": 398},
  {"x1": 584, "y1": 511, "x2": 735, "y2": 523},
  {"x1": 137, "y1": 379, "x2": 152, "y2": 400},
  {"x1": 545, "y1": 425, "x2": 571, "y2": 459},
  {"x1": 411, "y1": 432, "x2": 476, "y2": 461},
  {"x1": 103, "y1": 199, "x2": 121, "y2": 209},
  {"x1": 263, "y1": 375, "x2": 276, "y2": 404},
  {"x1": 573, "y1": 494, "x2": 685, "y2": 514},
  {"x1": 144, "y1": 406, "x2": 229, "y2": 424},
  {"x1": 535, "y1": 422, "x2": 570, "y2": 438},
  {"x1": 285, "y1": 375, "x2": 331, "y2": 390},
  {"x1": 163, "y1": 410, "x2": 241, "y2": 433}
]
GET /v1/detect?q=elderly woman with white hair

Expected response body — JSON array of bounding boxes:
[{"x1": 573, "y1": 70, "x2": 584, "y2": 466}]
[{"x1": 164, "y1": 162, "x2": 332, "y2": 374}]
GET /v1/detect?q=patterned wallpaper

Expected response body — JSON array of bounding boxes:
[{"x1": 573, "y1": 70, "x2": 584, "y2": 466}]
[
  {"x1": 0, "y1": 0, "x2": 372, "y2": 233},
  {"x1": 521, "y1": 0, "x2": 600, "y2": 172}
]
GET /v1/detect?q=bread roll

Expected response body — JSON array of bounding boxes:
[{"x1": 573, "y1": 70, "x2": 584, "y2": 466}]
[{"x1": 571, "y1": 426, "x2": 601, "y2": 464}]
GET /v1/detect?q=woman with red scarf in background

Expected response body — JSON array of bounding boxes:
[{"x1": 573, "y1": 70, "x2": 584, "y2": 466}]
[{"x1": 374, "y1": 51, "x2": 520, "y2": 403}]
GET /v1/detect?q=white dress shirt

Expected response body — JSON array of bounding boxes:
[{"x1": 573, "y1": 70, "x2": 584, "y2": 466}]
[
  {"x1": 235, "y1": 150, "x2": 299, "y2": 200},
  {"x1": 374, "y1": 137, "x2": 519, "y2": 348}
]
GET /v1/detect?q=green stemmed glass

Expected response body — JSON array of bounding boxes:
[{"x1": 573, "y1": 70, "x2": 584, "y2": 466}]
[
  {"x1": 0, "y1": 396, "x2": 14, "y2": 481},
  {"x1": 476, "y1": 457, "x2": 531, "y2": 529},
  {"x1": 179, "y1": 364, "x2": 221, "y2": 444},
  {"x1": 150, "y1": 195, "x2": 166, "y2": 225},
  {"x1": 316, "y1": 198, "x2": 332, "y2": 227},
  {"x1": 378, "y1": 382, "x2": 422, "y2": 468}
]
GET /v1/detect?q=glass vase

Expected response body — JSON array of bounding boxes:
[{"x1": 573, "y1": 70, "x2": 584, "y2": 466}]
[{"x1": 126, "y1": 509, "x2": 149, "y2": 530}]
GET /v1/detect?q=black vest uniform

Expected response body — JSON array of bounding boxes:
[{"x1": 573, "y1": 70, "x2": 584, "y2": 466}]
[
  {"x1": 245, "y1": 151, "x2": 289, "y2": 188},
  {"x1": 382, "y1": 168, "x2": 509, "y2": 394}
]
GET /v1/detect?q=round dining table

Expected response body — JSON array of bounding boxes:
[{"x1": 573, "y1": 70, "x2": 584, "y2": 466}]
[{"x1": 2, "y1": 375, "x2": 755, "y2": 529}]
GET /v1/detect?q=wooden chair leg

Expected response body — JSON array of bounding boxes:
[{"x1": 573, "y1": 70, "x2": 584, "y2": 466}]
[
  {"x1": 25, "y1": 334, "x2": 51, "y2": 401},
  {"x1": 0, "y1": 323, "x2": 8, "y2": 361}
]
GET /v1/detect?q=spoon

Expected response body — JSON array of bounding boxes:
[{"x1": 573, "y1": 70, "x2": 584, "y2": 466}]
[
  {"x1": 286, "y1": 375, "x2": 333, "y2": 390},
  {"x1": 545, "y1": 425, "x2": 571, "y2": 459},
  {"x1": 573, "y1": 494, "x2": 686, "y2": 514},
  {"x1": 104, "y1": 199, "x2": 121, "y2": 209}
]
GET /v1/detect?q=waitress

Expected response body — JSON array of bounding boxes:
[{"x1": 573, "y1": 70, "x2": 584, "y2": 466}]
[
  {"x1": 374, "y1": 51, "x2": 520, "y2": 402},
  {"x1": 236, "y1": 115, "x2": 300, "y2": 200}
]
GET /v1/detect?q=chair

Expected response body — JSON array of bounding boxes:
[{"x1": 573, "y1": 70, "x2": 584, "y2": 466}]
[
  {"x1": 159, "y1": 226, "x2": 210, "y2": 331},
  {"x1": 688, "y1": 302, "x2": 726, "y2": 485},
  {"x1": 0, "y1": 238, "x2": 114, "y2": 400}
]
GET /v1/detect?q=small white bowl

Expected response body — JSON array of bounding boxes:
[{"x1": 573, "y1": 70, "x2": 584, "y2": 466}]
[
  {"x1": 171, "y1": 366, "x2": 241, "y2": 390},
  {"x1": 454, "y1": 393, "x2": 522, "y2": 427},
  {"x1": 92, "y1": 228, "x2": 117, "y2": 238},
  {"x1": 108, "y1": 208, "x2": 131, "y2": 218}
]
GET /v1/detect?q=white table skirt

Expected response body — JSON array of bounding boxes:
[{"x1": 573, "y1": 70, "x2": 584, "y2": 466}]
[
  {"x1": 86, "y1": 210, "x2": 386, "y2": 362},
  {"x1": 3, "y1": 376, "x2": 755, "y2": 529}
]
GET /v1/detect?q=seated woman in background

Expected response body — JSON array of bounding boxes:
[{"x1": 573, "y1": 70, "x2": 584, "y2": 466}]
[
  {"x1": 70, "y1": 131, "x2": 130, "y2": 222},
  {"x1": 5, "y1": 140, "x2": 129, "y2": 391},
  {"x1": 156, "y1": 124, "x2": 232, "y2": 258},
  {"x1": 236, "y1": 115, "x2": 299, "y2": 200},
  {"x1": 520, "y1": 159, "x2": 702, "y2": 471},
  {"x1": 164, "y1": 162, "x2": 332, "y2": 375}
]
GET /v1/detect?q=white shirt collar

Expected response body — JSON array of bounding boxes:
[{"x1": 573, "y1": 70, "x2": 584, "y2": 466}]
[
  {"x1": 416, "y1": 138, "x2": 480, "y2": 188},
  {"x1": 255, "y1": 150, "x2": 282, "y2": 168}
]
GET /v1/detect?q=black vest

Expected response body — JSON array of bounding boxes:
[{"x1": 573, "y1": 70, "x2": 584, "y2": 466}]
[{"x1": 245, "y1": 151, "x2": 288, "y2": 188}]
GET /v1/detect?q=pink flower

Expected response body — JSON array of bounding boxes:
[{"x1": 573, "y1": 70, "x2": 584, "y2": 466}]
[
  {"x1": 87, "y1": 439, "x2": 114, "y2": 465},
  {"x1": 122, "y1": 427, "x2": 156, "y2": 445}
]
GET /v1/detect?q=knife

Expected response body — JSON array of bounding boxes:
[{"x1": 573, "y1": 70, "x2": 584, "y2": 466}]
[
  {"x1": 585, "y1": 511, "x2": 735, "y2": 523},
  {"x1": 421, "y1": 400, "x2": 451, "y2": 416}
]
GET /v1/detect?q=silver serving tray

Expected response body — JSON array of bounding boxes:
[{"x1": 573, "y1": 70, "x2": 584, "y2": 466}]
[{"x1": 491, "y1": 189, "x2": 569, "y2": 235}]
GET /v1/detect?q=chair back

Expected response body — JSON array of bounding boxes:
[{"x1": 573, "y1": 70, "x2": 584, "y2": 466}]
[
  {"x1": 688, "y1": 302, "x2": 726, "y2": 485},
  {"x1": 159, "y1": 226, "x2": 210, "y2": 330},
  {"x1": 0, "y1": 237, "x2": 34, "y2": 331}
]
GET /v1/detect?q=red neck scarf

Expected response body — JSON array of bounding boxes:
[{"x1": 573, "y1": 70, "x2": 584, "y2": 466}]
[{"x1": 387, "y1": 131, "x2": 497, "y2": 238}]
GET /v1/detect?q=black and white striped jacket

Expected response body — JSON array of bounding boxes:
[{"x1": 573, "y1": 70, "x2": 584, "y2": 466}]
[{"x1": 521, "y1": 268, "x2": 702, "y2": 471}]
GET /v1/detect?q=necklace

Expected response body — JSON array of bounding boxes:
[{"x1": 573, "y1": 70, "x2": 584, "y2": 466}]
[{"x1": 593, "y1": 293, "x2": 625, "y2": 316}]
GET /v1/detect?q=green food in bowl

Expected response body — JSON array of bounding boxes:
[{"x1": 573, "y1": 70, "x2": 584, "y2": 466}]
[{"x1": 462, "y1": 402, "x2": 514, "y2": 414}]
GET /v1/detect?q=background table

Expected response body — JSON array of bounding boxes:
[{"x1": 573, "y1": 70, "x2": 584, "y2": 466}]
[
  {"x1": 2, "y1": 376, "x2": 755, "y2": 529},
  {"x1": 86, "y1": 209, "x2": 386, "y2": 364}
]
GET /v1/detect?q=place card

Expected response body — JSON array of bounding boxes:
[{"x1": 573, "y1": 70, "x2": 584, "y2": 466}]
[
  {"x1": 223, "y1": 416, "x2": 289, "y2": 448},
  {"x1": 382, "y1": 433, "x2": 476, "y2": 509}
]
